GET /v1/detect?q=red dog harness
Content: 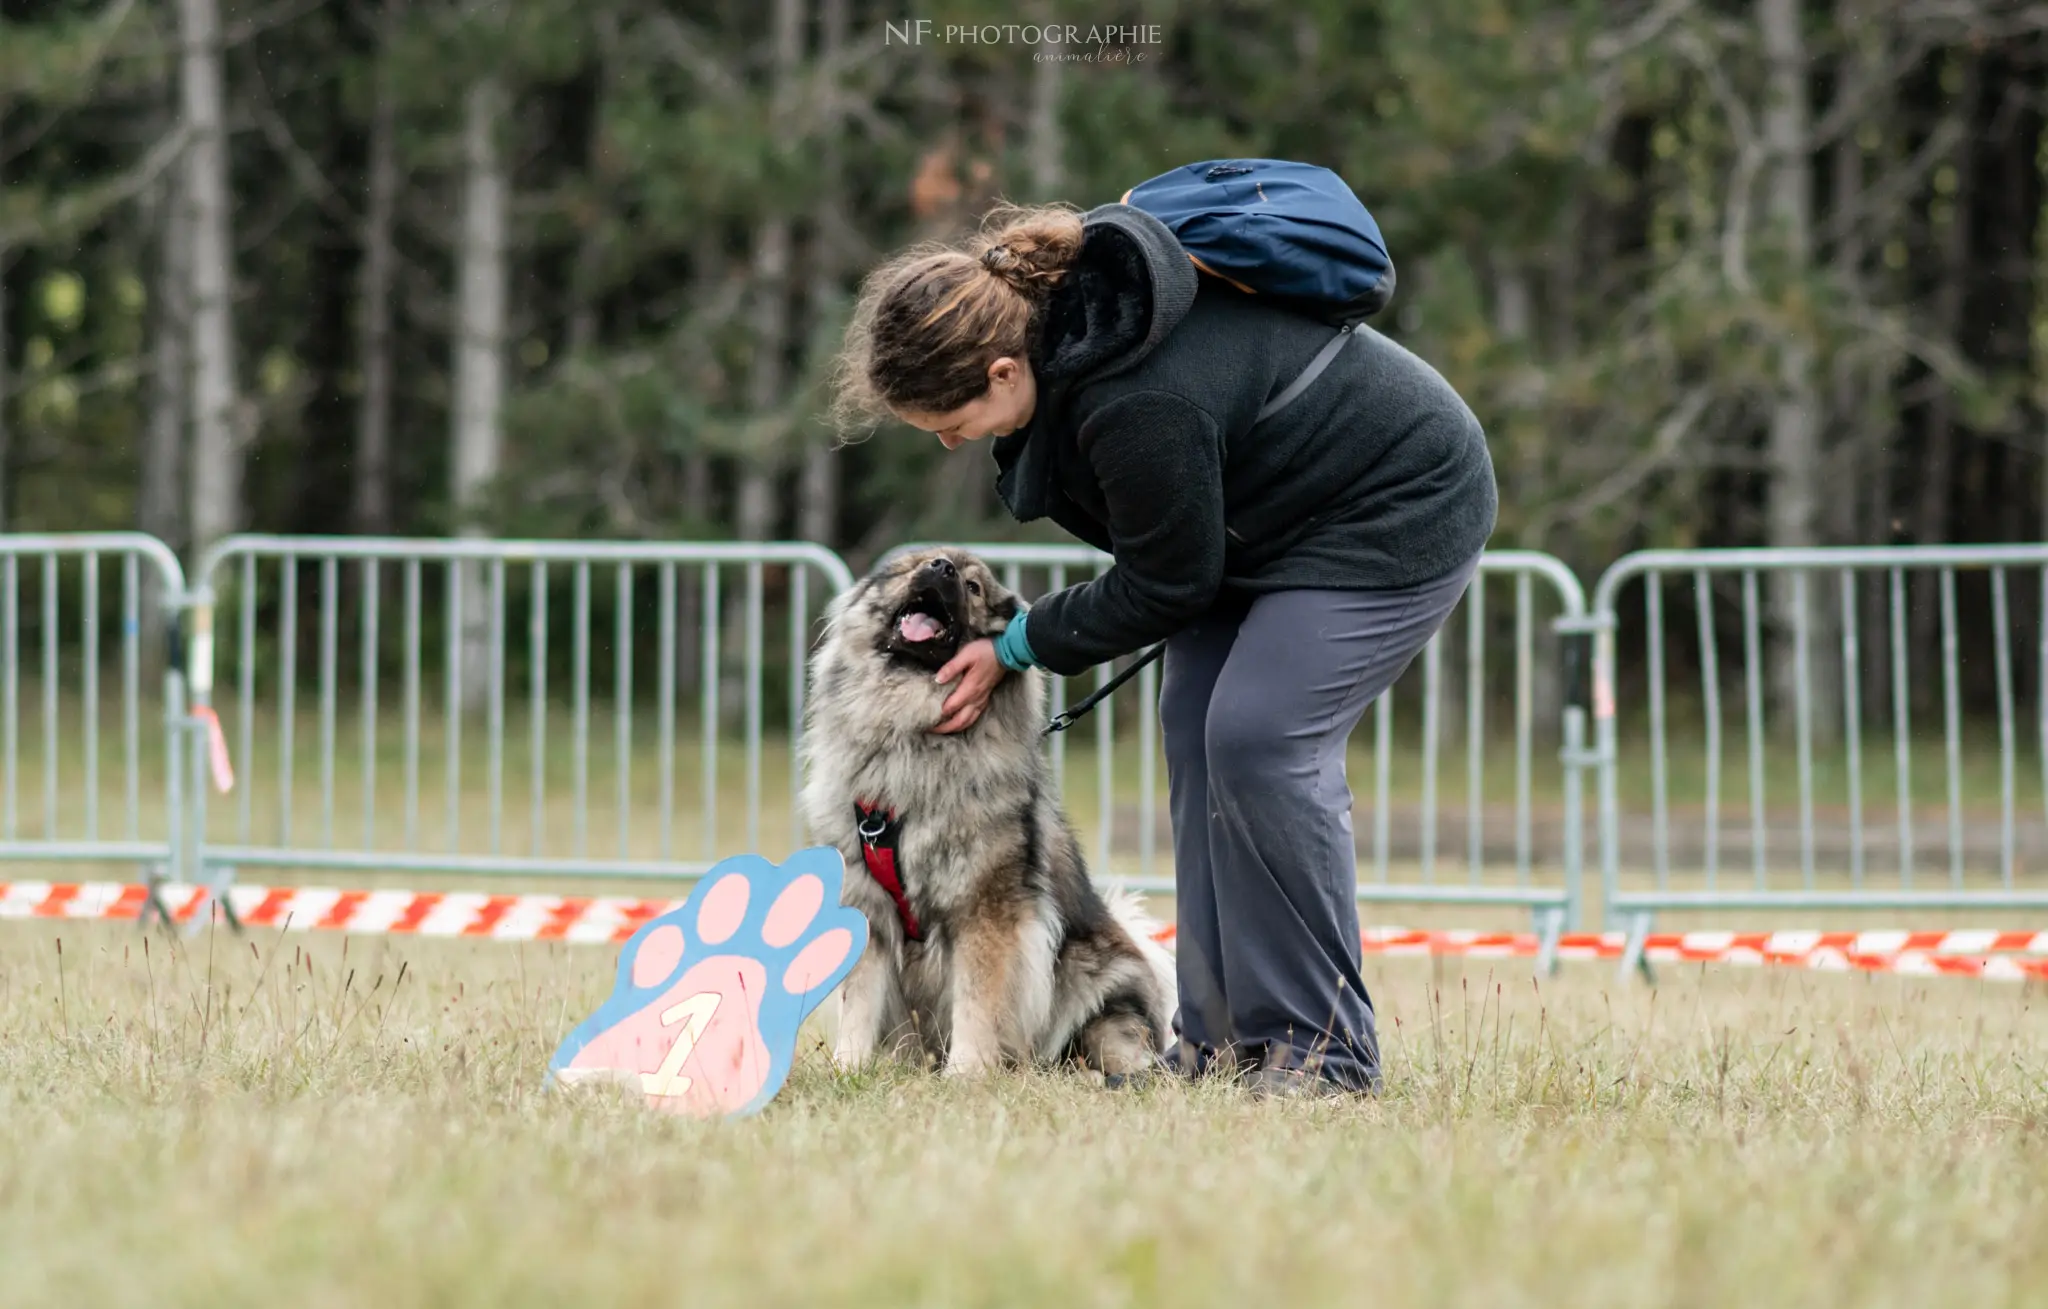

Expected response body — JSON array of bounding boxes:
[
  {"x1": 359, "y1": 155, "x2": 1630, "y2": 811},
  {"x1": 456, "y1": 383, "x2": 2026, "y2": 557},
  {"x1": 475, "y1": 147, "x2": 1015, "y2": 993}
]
[{"x1": 854, "y1": 801, "x2": 924, "y2": 942}]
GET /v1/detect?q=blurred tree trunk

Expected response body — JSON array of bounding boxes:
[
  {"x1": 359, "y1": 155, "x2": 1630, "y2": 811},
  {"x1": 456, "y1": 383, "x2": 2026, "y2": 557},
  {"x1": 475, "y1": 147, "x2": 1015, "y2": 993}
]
[
  {"x1": 143, "y1": 167, "x2": 189, "y2": 554},
  {"x1": 1758, "y1": 0, "x2": 1836, "y2": 746},
  {"x1": 352, "y1": 0, "x2": 401, "y2": 537},
  {"x1": 675, "y1": 228, "x2": 720, "y2": 700},
  {"x1": 722, "y1": 0, "x2": 802, "y2": 718},
  {"x1": 2042, "y1": 124, "x2": 2048, "y2": 550},
  {"x1": 140, "y1": 156, "x2": 191, "y2": 670},
  {"x1": 1825, "y1": 34, "x2": 1870, "y2": 553},
  {"x1": 736, "y1": 0, "x2": 803, "y2": 549},
  {"x1": 452, "y1": 76, "x2": 507, "y2": 712},
  {"x1": 1490, "y1": 253, "x2": 1555, "y2": 745},
  {"x1": 1028, "y1": 10, "x2": 1062, "y2": 201},
  {"x1": 1910, "y1": 55, "x2": 1976, "y2": 717},
  {"x1": 179, "y1": 0, "x2": 243, "y2": 557},
  {"x1": 797, "y1": 0, "x2": 845, "y2": 549},
  {"x1": 1911, "y1": 56, "x2": 1975, "y2": 552},
  {"x1": 0, "y1": 139, "x2": 11, "y2": 537},
  {"x1": 1831, "y1": 6, "x2": 1890, "y2": 728},
  {"x1": 567, "y1": 10, "x2": 616, "y2": 361},
  {"x1": 2037, "y1": 65, "x2": 2048, "y2": 568}
]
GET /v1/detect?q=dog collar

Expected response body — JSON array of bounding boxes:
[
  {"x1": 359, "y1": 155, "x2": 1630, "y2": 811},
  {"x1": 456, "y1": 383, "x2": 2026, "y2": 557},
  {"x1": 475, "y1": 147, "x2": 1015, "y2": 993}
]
[{"x1": 853, "y1": 801, "x2": 924, "y2": 942}]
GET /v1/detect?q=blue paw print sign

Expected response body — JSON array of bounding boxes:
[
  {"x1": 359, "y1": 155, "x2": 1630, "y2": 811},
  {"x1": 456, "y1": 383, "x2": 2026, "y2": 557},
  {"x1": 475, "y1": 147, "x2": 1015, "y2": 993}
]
[{"x1": 549, "y1": 846, "x2": 868, "y2": 1118}]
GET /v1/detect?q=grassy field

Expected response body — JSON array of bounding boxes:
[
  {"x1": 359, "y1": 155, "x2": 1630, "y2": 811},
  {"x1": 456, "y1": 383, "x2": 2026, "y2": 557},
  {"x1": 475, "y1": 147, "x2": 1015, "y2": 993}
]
[{"x1": 3, "y1": 918, "x2": 2047, "y2": 1307}]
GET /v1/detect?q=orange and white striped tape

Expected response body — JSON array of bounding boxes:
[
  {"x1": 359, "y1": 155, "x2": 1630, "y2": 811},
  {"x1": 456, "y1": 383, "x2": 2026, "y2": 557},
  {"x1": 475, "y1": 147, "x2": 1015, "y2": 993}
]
[
  {"x1": 1343, "y1": 926, "x2": 2048, "y2": 982},
  {"x1": 6, "y1": 879, "x2": 2048, "y2": 982},
  {"x1": 0, "y1": 879, "x2": 672, "y2": 944}
]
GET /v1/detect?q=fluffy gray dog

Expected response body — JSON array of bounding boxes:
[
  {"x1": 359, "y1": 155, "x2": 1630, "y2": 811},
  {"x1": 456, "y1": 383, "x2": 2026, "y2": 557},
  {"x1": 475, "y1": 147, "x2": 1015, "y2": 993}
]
[{"x1": 799, "y1": 547, "x2": 1176, "y2": 1080}]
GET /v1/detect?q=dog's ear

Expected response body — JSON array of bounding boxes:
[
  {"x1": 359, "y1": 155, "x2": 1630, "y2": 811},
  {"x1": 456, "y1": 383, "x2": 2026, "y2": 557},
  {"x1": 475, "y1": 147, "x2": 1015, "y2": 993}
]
[{"x1": 990, "y1": 591, "x2": 1020, "y2": 624}]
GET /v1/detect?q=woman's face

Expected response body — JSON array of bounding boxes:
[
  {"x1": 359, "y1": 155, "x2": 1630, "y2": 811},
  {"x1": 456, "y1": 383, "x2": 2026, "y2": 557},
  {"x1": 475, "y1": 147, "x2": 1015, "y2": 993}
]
[{"x1": 893, "y1": 356, "x2": 1037, "y2": 450}]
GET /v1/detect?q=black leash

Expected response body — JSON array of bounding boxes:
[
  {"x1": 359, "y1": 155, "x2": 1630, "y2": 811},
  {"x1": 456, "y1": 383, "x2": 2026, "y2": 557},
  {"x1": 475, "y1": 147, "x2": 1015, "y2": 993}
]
[{"x1": 1043, "y1": 643, "x2": 1166, "y2": 736}]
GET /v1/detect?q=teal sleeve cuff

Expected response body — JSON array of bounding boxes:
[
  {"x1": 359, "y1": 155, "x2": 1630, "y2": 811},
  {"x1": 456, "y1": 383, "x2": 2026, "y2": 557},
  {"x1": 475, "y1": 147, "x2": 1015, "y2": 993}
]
[{"x1": 994, "y1": 611, "x2": 1038, "y2": 672}]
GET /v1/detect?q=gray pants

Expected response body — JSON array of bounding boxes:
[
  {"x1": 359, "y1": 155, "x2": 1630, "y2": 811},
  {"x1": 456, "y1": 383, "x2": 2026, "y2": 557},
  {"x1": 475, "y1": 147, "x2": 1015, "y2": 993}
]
[{"x1": 1160, "y1": 551, "x2": 1483, "y2": 1091}]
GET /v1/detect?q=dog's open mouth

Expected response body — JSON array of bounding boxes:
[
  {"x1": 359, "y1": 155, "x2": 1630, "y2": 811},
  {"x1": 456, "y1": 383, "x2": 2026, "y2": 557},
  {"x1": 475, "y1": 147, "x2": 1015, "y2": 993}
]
[
  {"x1": 892, "y1": 586, "x2": 959, "y2": 652},
  {"x1": 897, "y1": 607, "x2": 948, "y2": 644},
  {"x1": 888, "y1": 581, "x2": 966, "y2": 663}
]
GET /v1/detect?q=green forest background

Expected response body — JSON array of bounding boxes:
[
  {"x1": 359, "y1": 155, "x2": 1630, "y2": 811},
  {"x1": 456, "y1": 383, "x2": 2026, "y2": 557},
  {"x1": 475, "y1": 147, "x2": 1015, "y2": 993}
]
[{"x1": 4, "y1": 0, "x2": 2047, "y2": 722}]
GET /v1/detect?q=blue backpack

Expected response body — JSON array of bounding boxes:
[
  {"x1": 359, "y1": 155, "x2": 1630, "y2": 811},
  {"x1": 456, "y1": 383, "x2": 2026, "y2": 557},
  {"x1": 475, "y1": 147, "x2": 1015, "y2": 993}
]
[
  {"x1": 1122, "y1": 158, "x2": 1396, "y2": 326},
  {"x1": 1122, "y1": 158, "x2": 1395, "y2": 421}
]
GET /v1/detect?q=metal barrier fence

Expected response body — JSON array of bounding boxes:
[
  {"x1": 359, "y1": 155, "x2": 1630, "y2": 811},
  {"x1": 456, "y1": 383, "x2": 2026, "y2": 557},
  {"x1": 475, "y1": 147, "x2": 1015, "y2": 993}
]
[
  {"x1": 1591, "y1": 545, "x2": 2048, "y2": 977},
  {"x1": 880, "y1": 542, "x2": 1593, "y2": 952},
  {"x1": 181, "y1": 536, "x2": 854, "y2": 921},
  {"x1": 0, "y1": 535, "x2": 193, "y2": 910},
  {"x1": 89, "y1": 528, "x2": 2048, "y2": 984}
]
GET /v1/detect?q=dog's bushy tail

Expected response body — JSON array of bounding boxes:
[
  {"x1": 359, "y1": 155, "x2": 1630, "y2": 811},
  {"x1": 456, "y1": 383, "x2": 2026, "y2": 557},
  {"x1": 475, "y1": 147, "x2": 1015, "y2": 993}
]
[{"x1": 1104, "y1": 886, "x2": 1177, "y2": 1051}]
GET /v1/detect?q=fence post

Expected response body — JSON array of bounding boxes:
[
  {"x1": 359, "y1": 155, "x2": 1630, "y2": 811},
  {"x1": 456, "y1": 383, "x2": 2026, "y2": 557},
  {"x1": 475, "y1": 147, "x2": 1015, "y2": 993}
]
[
  {"x1": 1554, "y1": 613, "x2": 1598, "y2": 932},
  {"x1": 1558, "y1": 603, "x2": 1619, "y2": 932},
  {"x1": 146, "y1": 587, "x2": 190, "y2": 926},
  {"x1": 185, "y1": 582, "x2": 233, "y2": 928}
]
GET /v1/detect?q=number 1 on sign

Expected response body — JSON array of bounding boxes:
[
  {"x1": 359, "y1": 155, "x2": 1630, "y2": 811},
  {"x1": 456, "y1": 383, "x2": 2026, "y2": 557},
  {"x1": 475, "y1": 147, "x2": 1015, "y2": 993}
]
[{"x1": 639, "y1": 992, "x2": 723, "y2": 1098}]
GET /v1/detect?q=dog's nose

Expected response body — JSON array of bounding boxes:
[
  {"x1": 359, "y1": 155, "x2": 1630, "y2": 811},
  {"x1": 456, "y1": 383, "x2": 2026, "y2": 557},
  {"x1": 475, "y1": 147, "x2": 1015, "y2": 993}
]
[{"x1": 920, "y1": 557, "x2": 957, "y2": 579}]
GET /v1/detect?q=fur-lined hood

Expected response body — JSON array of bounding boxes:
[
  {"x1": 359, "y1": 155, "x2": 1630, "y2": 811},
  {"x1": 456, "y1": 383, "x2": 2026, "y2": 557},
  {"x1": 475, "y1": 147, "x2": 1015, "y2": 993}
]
[{"x1": 992, "y1": 204, "x2": 1199, "y2": 523}]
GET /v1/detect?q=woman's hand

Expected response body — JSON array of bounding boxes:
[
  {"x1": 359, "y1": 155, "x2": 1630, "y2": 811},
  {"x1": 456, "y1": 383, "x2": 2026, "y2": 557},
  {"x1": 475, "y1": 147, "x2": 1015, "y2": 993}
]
[{"x1": 931, "y1": 638, "x2": 1007, "y2": 735}]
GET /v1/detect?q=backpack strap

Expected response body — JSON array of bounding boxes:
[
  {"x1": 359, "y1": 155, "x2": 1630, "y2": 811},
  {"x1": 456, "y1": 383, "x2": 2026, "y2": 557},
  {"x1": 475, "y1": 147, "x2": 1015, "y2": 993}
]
[
  {"x1": 1256, "y1": 324, "x2": 1358, "y2": 424},
  {"x1": 1184, "y1": 252, "x2": 1256, "y2": 296}
]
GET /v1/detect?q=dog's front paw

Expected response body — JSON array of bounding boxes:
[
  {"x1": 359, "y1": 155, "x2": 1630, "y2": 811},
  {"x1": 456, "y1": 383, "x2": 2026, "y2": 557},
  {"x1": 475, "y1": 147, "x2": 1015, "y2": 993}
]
[
  {"x1": 942, "y1": 1046, "x2": 1001, "y2": 1079},
  {"x1": 550, "y1": 850, "x2": 868, "y2": 1118},
  {"x1": 831, "y1": 1037, "x2": 875, "y2": 1073}
]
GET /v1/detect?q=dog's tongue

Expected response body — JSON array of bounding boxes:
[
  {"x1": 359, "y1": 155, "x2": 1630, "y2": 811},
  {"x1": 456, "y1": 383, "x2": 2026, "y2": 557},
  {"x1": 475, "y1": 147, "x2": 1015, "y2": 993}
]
[{"x1": 898, "y1": 612, "x2": 945, "y2": 643}]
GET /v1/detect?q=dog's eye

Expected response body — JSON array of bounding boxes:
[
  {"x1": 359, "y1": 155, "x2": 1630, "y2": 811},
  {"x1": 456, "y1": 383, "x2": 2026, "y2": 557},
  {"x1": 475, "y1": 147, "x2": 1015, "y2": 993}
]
[{"x1": 966, "y1": 580, "x2": 981, "y2": 596}]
